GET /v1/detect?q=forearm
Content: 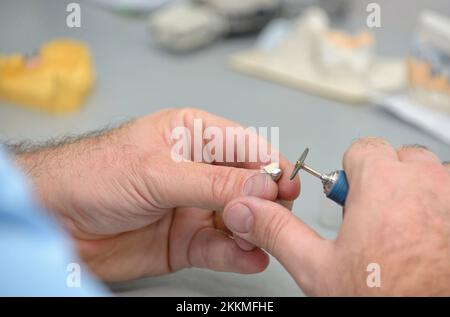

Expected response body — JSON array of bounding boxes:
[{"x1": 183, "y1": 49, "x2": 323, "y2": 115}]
[{"x1": 4, "y1": 123, "x2": 135, "y2": 228}]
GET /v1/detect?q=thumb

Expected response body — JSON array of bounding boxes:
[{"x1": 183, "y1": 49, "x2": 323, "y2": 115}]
[
  {"x1": 223, "y1": 196, "x2": 333, "y2": 295},
  {"x1": 154, "y1": 160, "x2": 279, "y2": 210}
]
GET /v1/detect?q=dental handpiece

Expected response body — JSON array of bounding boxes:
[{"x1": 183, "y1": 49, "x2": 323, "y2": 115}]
[{"x1": 290, "y1": 148, "x2": 349, "y2": 207}]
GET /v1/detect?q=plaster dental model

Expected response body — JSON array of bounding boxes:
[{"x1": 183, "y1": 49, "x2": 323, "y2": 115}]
[
  {"x1": 196, "y1": 0, "x2": 283, "y2": 35},
  {"x1": 149, "y1": 0, "x2": 283, "y2": 52},
  {"x1": 230, "y1": 7, "x2": 406, "y2": 103},
  {"x1": 0, "y1": 39, "x2": 94, "y2": 114},
  {"x1": 149, "y1": 2, "x2": 227, "y2": 52},
  {"x1": 88, "y1": 0, "x2": 173, "y2": 13},
  {"x1": 317, "y1": 30, "x2": 374, "y2": 77},
  {"x1": 408, "y1": 11, "x2": 450, "y2": 114}
]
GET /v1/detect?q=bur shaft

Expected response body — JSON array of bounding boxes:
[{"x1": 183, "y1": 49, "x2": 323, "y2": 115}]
[{"x1": 301, "y1": 164, "x2": 324, "y2": 180}]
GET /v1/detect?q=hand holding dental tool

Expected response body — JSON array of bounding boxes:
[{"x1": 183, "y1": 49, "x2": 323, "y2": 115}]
[{"x1": 290, "y1": 148, "x2": 349, "y2": 207}]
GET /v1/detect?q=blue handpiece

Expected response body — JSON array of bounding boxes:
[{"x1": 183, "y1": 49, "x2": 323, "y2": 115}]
[
  {"x1": 290, "y1": 148, "x2": 349, "y2": 207},
  {"x1": 325, "y1": 170, "x2": 349, "y2": 207}
]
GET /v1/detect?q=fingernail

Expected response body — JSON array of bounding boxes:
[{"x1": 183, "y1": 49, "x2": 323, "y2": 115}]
[
  {"x1": 224, "y1": 203, "x2": 254, "y2": 234},
  {"x1": 243, "y1": 173, "x2": 269, "y2": 197}
]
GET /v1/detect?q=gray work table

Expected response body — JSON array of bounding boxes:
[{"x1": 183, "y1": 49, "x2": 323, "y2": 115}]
[{"x1": 0, "y1": 0, "x2": 449, "y2": 296}]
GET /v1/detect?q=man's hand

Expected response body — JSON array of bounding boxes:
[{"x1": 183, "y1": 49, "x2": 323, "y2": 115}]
[
  {"x1": 14, "y1": 108, "x2": 300, "y2": 282},
  {"x1": 223, "y1": 137, "x2": 450, "y2": 296}
]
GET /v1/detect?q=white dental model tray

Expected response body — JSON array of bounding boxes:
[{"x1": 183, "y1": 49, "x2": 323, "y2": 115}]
[{"x1": 230, "y1": 49, "x2": 406, "y2": 104}]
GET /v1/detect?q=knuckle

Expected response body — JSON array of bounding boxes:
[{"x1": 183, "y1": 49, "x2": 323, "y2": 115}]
[
  {"x1": 259, "y1": 210, "x2": 291, "y2": 254},
  {"x1": 175, "y1": 107, "x2": 209, "y2": 136},
  {"x1": 346, "y1": 137, "x2": 389, "y2": 157},
  {"x1": 132, "y1": 152, "x2": 169, "y2": 208},
  {"x1": 179, "y1": 108, "x2": 195, "y2": 128},
  {"x1": 397, "y1": 145, "x2": 435, "y2": 159},
  {"x1": 210, "y1": 168, "x2": 246, "y2": 205},
  {"x1": 399, "y1": 144, "x2": 429, "y2": 151},
  {"x1": 356, "y1": 136, "x2": 388, "y2": 147},
  {"x1": 344, "y1": 138, "x2": 374, "y2": 164},
  {"x1": 179, "y1": 107, "x2": 206, "y2": 122}
]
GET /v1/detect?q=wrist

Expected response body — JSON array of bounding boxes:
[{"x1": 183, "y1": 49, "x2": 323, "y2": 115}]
[
  {"x1": 7, "y1": 124, "x2": 131, "y2": 215},
  {"x1": 12, "y1": 145, "x2": 71, "y2": 215}
]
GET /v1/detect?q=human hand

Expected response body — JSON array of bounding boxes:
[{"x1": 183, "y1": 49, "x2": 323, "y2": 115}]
[
  {"x1": 15, "y1": 108, "x2": 299, "y2": 282},
  {"x1": 223, "y1": 137, "x2": 450, "y2": 295}
]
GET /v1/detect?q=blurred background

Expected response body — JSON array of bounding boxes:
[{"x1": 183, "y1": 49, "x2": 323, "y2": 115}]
[{"x1": 0, "y1": 0, "x2": 449, "y2": 296}]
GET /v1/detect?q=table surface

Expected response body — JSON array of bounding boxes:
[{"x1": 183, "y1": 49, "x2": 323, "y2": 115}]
[{"x1": 1, "y1": 0, "x2": 449, "y2": 296}]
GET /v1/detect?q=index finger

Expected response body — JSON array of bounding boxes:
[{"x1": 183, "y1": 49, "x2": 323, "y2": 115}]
[
  {"x1": 343, "y1": 137, "x2": 398, "y2": 182},
  {"x1": 167, "y1": 108, "x2": 299, "y2": 200}
]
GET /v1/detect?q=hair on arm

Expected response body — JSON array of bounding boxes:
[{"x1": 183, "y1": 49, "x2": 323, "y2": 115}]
[{"x1": 2, "y1": 120, "x2": 134, "y2": 177}]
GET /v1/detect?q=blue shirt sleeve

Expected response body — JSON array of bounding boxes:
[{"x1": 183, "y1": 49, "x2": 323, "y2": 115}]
[{"x1": 0, "y1": 146, "x2": 109, "y2": 296}]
